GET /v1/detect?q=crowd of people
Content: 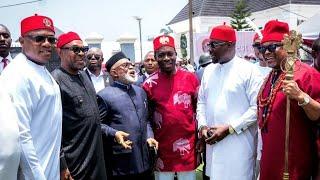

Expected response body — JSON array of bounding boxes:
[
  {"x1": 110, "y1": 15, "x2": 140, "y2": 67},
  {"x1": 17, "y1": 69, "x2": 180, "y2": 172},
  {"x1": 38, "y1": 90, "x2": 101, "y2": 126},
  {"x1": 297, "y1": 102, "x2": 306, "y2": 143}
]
[{"x1": 1, "y1": 13, "x2": 320, "y2": 180}]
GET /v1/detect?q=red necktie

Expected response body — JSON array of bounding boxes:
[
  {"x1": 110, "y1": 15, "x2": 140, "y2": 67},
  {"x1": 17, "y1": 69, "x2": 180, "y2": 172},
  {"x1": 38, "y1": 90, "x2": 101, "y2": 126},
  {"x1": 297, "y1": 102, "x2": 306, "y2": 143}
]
[{"x1": 2, "y1": 58, "x2": 8, "y2": 69}]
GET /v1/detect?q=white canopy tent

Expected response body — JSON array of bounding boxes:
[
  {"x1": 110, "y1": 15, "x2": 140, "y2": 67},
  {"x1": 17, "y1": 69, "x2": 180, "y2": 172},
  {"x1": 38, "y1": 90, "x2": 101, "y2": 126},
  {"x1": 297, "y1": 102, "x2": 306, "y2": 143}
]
[{"x1": 297, "y1": 13, "x2": 320, "y2": 40}]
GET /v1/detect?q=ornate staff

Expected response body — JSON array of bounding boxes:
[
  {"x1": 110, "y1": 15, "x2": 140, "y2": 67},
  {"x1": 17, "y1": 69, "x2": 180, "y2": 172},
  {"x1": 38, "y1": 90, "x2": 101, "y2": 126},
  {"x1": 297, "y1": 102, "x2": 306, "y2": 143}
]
[{"x1": 282, "y1": 30, "x2": 302, "y2": 180}]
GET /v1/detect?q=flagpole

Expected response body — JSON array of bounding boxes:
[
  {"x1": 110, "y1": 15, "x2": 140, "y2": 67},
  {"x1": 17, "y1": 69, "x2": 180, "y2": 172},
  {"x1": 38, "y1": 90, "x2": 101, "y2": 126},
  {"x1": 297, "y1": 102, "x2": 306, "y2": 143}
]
[{"x1": 188, "y1": 0, "x2": 194, "y2": 65}]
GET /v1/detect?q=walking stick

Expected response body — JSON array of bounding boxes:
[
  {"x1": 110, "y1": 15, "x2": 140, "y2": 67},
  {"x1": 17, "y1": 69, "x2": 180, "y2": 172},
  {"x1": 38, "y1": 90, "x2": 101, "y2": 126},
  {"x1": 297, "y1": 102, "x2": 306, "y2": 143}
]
[{"x1": 282, "y1": 30, "x2": 302, "y2": 180}]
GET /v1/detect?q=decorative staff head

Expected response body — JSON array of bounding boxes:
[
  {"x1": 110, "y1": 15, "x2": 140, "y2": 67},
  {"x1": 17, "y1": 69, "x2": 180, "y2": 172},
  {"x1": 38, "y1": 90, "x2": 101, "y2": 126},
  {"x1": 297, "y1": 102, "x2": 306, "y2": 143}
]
[{"x1": 282, "y1": 30, "x2": 302, "y2": 80}]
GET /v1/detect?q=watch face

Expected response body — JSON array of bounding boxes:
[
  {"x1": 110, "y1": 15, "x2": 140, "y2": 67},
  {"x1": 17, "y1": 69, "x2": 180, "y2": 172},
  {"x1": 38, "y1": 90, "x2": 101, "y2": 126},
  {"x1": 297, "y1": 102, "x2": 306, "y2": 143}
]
[
  {"x1": 304, "y1": 96, "x2": 310, "y2": 104},
  {"x1": 299, "y1": 95, "x2": 310, "y2": 106}
]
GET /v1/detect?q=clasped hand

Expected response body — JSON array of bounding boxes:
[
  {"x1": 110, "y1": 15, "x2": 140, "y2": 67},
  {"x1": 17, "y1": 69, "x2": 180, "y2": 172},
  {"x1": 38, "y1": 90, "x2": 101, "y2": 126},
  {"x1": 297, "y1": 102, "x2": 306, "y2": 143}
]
[{"x1": 200, "y1": 125, "x2": 230, "y2": 145}]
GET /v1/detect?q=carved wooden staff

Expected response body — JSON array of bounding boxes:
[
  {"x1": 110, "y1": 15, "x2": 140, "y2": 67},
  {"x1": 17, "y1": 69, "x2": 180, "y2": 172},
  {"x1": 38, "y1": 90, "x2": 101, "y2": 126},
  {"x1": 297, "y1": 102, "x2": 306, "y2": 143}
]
[{"x1": 282, "y1": 30, "x2": 302, "y2": 180}]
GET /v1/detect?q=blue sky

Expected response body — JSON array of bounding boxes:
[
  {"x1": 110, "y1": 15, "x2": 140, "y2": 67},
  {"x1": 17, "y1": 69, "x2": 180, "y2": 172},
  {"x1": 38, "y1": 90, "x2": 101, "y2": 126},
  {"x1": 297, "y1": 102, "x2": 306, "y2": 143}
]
[{"x1": 0, "y1": 0, "x2": 187, "y2": 41}]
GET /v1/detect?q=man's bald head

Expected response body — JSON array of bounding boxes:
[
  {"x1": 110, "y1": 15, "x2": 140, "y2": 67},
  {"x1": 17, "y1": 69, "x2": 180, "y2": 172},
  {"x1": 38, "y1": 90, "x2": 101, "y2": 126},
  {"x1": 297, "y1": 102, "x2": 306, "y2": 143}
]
[
  {"x1": 0, "y1": 24, "x2": 11, "y2": 36},
  {"x1": 88, "y1": 47, "x2": 103, "y2": 55}
]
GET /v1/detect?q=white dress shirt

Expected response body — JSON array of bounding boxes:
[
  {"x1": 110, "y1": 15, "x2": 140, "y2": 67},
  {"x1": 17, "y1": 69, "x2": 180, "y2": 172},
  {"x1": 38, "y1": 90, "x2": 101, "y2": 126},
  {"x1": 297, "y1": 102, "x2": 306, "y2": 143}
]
[
  {"x1": 1, "y1": 53, "x2": 62, "y2": 180},
  {"x1": 197, "y1": 56, "x2": 263, "y2": 179},
  {"x1": 254, "y1": 63, "x2": 271, "y2": 161},
  {"x1": 0, "y1": 79, "x2": 20, "y2": 180},
  {"x1": 144, "y1": 72, "x2": 150, "y2": 78},
  {"x1": 87, "y1": 69, "x2": 105, "y2": 93},
  {"x1": 0, "y1": 53, "x2": 12, "y2": 75}
]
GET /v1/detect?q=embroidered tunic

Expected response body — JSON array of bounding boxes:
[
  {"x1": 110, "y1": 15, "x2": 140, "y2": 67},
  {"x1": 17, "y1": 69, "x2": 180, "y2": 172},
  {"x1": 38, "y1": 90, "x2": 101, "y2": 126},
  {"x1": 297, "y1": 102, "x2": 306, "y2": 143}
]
[{"x1": 143, "y1": 68, "x2": 199, "y2": 172}]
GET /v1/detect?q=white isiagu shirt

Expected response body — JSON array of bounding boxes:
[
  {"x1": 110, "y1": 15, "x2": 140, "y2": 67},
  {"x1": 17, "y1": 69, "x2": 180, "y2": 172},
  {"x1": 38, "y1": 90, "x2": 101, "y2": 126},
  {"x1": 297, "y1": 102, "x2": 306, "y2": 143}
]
[
  {"x1": 0, "y1": 78, "x2": 20, "y2": 180},
  {"x1": 1, "y1": 53, "x2": 62, "y2": 180},
  {"x1": 197, "y1": 56, "x2": 263, "y2": 180}
]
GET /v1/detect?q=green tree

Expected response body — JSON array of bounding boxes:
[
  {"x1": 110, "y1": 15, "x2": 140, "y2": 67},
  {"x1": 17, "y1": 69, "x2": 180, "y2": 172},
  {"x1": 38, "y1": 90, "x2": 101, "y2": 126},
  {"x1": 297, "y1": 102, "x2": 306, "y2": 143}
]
[
  {"x1": 230, "y1": 0, "x2": 251, "y2": 30},
  {"x1": 180, "y1": 34, "x2": 188, "y2": 58},
  {"x1": 160, "y1": 26, "x2": 173, "y2": 35}
]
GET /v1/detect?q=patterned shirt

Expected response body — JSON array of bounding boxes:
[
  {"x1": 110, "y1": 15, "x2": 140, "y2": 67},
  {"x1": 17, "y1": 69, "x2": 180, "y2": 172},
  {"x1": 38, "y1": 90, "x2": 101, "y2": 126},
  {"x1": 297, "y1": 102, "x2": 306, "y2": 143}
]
[{"x1": 143, "y1": 68, "x2": 199, "y2": 172}]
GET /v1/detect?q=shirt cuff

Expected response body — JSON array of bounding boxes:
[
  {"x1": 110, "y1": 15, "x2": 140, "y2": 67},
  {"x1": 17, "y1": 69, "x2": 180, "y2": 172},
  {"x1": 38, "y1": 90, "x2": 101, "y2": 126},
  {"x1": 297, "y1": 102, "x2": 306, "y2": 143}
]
[
  {"x1": 229, "y1": 120, "x2": 247, "y2": 134},
  {"x1": 147, "y1": 123, "x2": 154, "y2": 138},
  {"x1": 101, "y1": 124, "x2": 117, "y2": 137},
  {"x1": 60, "y1": 156, "x2": 68, "y2": 171}
]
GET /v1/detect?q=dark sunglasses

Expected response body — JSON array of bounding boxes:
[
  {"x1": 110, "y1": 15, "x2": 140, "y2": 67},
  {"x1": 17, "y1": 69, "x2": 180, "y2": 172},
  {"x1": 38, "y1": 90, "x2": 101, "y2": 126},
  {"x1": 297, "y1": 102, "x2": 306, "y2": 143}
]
[
  {"x1": 208, "y1": 41, "x2": 226, "y2": 49},
  {"x1": 25, "y1": 35, "x2": 57, "y2": 44},
  {"x1": 87, "y1": 54, "x2": 102, "y2": 60},
  {"x1": 259, "y1": 44, "x2": 283, "y2": 54},
  {"x1": 61, "y1": 46, "x2": 89, "y2": 54},
  {"x1": 156, "y1": 51, "x2": 176, "y2": 59},
  {"x1": 252, "y1": 43, "x2": 261, "y2": 48}
]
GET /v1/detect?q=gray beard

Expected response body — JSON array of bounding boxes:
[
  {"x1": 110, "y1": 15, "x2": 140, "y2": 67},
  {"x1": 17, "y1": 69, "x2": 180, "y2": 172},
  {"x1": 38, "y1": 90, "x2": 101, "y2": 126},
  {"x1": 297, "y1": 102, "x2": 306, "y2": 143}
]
[{"x1": 118, "y1": 73, "x2": 138, "y2": 84}]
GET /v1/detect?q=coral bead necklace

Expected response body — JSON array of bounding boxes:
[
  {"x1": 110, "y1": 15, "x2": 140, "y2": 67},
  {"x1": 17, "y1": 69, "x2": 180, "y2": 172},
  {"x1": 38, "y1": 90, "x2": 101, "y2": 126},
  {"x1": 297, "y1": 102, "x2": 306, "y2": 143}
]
[{"x1": 258, "y1": 70, "x2": 286, "y2": 128}]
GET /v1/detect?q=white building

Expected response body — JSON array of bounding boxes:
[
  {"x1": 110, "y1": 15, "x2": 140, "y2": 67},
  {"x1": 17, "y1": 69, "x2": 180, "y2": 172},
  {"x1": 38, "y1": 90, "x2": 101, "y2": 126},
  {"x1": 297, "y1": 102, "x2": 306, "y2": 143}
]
[
  {"x1": 85, "y1": 32, "x2": 153, "y2": 64},
  {"x1": 167, "y1": 0, "x2": 320, "y2": 59}
]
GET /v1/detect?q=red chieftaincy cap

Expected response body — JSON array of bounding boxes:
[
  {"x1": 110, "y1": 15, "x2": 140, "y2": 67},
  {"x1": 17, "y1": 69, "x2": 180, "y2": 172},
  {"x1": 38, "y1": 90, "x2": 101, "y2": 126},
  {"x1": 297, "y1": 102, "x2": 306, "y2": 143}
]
[
  {"x1": 210, "y1": 22, "x2": 236, "y2": 42},
  {"x1": 57, "y1": 32, "x2": 81, "y2": 48},
  {"x1": 153, "y1": 35, "x2": 175, "y2": 51},
  {"x1": 21, "y1": 14, "x2": 55, "y2": 36},
  {"x1": 261, "y1": 20, "x2": 289, "y2": 44},
  {"x1": 253, "y1": 30, "x2": 264, "y2": 42}
]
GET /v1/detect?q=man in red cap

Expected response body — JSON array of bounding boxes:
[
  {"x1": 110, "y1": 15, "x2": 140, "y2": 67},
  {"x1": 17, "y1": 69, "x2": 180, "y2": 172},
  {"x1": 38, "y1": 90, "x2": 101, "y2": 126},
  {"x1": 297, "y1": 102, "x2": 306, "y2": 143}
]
[
  {"x1": 251, "y1": 30, "x2": 271, "y2": 179},
  {"x1": 258, "y1": 20, "x2": 320, "y2": 180},
  {"x1": 197, "y1": 23, "x2": 263, "y2": 179},
  {"x1": 52, "y1": 31, "x2": 107, "y2": 180},
  {"x1": 143, "y1": 35, "x2": 199, "y2": 180},
  {"x1": 0, "y1": 14, "x2": 62, "y2": 179},
  {"x1": 252, "y1": 30, "x2": 271, "y2": 78}
]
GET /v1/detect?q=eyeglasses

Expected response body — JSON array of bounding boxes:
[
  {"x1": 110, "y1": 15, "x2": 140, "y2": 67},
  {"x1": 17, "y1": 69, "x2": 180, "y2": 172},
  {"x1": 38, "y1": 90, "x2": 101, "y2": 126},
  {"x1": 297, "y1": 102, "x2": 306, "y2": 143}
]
[
  {"x1": 208, "y1": 41, "x2": 226, "y2": 49},
  {"x1": 60, "y1": 46, "x2": 89, "y2": 54},
  {"x1": 25, "y1": 35, "x2": 57, "y2": 44},
  {"x1": 156, "y1": 51, "x2": 176, "y2": 59},
  {"x1": 252, "y1": 43, "x2": 261, "y2": 48},
  {"x1": 259, "y1": 44, "x2": 283, "y2": 54},
  {"x1": 87, "y1": 54, "x2": 102, "y2": 60}
]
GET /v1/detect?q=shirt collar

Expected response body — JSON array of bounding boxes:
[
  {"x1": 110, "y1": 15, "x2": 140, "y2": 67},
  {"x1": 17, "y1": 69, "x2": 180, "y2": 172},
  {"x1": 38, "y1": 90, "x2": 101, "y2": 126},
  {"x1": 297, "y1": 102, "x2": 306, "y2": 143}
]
[
  {"x1": 87, "y1": 68, "x2": 104, "y2": 77},
  {"x1": 113, "y1": 81, "x2": 131, "y2": 90},
  {"x1": 216, "y1": 56, "x2": 236, "y2": 68},
  {"x1": 1, "y1": 53, "x2": 12, "y2": 62}
]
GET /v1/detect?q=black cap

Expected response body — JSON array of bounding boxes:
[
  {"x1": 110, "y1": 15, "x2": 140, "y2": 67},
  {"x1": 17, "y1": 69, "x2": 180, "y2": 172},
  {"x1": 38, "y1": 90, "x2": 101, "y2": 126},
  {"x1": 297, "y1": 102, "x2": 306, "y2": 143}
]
[{"x1": 106, "y1": 51, "x2": 128, "y2": 72}]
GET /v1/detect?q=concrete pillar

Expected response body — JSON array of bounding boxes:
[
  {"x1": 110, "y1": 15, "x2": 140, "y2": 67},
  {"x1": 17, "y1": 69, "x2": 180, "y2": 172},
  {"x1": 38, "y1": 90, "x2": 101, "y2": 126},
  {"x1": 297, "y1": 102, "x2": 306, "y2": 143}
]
[
  {"x1": 85, "y1": 32, "x2": 104, "y2": 49},
  {"x1": 117, "y1": 34, "x2": 136, "y2": 62}
]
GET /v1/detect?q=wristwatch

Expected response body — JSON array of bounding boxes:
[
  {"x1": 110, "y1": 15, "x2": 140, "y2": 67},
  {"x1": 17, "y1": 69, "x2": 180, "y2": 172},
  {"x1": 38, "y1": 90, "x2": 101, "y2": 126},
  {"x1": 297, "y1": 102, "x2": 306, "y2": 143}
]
[
  {"x1": 298, "y1": 94, "x2": 310, "y2": 107},
  {"x1": 228, "y1": 126, "x2": 235, "y2": 135}
]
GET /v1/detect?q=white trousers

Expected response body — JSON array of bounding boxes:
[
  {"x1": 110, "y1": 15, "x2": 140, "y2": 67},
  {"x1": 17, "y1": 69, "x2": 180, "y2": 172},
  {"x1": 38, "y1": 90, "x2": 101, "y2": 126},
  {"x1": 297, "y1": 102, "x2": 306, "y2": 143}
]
[{"x1": 155, "y1": 170, "x2": 196, "y2": 180}]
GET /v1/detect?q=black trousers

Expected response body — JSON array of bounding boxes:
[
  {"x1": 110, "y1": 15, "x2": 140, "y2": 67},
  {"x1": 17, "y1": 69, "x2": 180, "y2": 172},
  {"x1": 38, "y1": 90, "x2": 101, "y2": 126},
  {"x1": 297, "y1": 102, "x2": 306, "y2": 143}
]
[{"x1": 203, "y1": 146, "x2": 210, "y2": 180}]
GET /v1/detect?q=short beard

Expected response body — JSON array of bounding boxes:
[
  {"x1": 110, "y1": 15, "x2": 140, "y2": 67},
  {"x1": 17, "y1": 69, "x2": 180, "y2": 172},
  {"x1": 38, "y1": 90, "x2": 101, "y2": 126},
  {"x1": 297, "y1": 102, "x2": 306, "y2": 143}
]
[{"x1": 118, "y1": 73, "x2": 138, "y2": 84}]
